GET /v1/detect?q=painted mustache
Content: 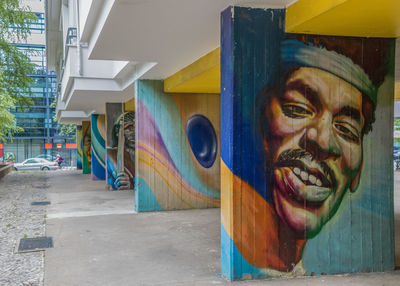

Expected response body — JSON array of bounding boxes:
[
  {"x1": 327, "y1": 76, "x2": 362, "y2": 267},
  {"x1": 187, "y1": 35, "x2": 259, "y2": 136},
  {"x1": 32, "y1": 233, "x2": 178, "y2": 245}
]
[{"x1": 275, "y1": 149, "x2": 336, "y2": 190}]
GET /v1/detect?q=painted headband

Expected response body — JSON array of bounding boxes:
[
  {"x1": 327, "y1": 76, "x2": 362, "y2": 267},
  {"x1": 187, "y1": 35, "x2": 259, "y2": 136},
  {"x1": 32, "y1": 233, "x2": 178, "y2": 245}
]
[{"x1": 281, "y1": 40, "x2": 377, "y2": 106}]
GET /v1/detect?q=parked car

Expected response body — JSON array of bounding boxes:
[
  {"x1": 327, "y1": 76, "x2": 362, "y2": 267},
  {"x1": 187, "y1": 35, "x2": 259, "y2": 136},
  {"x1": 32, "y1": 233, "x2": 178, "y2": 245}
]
[
  {"x1": 35, "y1": 154, "x2": 57, "y2": 162},
  {"x1": 14, "y1": 158, "x2": 59, "y2": 171}
]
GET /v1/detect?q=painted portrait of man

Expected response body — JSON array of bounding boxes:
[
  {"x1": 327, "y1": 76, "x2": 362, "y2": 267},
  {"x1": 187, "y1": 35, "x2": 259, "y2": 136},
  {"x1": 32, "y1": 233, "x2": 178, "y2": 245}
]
[
  {"x1": 220, "y1": 7, "x2": 395, "y2": 280},
  {"x1": 259, "y1": 35, "x2": 385, "y2": 239},
  {"x1": 107, "y1": 111, "x2": 135, "y2": 190}
]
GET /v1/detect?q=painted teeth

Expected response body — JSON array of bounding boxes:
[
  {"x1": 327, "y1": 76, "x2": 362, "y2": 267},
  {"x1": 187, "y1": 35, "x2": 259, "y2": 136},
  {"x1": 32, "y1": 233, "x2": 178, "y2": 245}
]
[
  {"x1": 292, "y1": 167, "x2": 324, "y2": 187},
  {"x1": 300, "y1": 171, "x2": 308, "y2": 181},
  {"x1": 309, "y1": 174, "x2": 317, "y2": 184}
]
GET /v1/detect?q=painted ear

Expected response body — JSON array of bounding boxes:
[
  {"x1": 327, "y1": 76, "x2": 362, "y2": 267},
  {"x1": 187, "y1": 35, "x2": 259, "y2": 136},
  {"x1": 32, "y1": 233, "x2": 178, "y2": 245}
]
[{"x1": 350, "y1": 157, "x2": 363, "y2": 193}]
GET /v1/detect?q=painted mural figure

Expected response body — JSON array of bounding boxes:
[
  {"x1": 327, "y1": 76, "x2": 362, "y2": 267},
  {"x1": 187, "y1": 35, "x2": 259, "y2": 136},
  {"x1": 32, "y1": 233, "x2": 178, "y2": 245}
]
[
  {"x1": 82, "y1": 121, "x2": 92, "y2": 174},
  {"x1": 107, "y1": 112, "x2": 135, "y2": 190},
  {"x1": 230, "y1": 35, "x2": 393, "y2": 275}
]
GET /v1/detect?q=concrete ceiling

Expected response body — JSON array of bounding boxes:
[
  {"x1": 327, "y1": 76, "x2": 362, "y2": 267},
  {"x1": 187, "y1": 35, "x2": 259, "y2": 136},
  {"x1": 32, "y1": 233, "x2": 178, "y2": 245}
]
[
  {"x1": 45, "y1": 0, "x2": 62, "y2": 71},
  {"x1": 65, "y1": 84, "x2": 135, "y2": 114},
  {"x1": 89, "y1": 0, "x2": 294, "y2": 79}
]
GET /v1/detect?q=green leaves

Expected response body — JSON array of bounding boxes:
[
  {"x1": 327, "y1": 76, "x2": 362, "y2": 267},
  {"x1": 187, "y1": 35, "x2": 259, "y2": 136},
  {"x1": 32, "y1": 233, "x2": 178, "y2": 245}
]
[
  {"x1": 0, "y1": 95, "x2": 23, "y2": 141},
  {"x1": 0, "y1": 0, "x2": 37, "y2": 42}
]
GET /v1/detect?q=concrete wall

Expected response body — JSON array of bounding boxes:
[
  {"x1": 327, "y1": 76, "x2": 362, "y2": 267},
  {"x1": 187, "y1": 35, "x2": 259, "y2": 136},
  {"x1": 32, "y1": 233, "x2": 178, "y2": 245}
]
[
  {"x1": 76, "y1": 125, "x2": 82, "y2": 169},
  {"x1": 91, "y1": 114, "x2": 106, "y2": 180},
  {"x1": 82, "y1": 121, "x2": 91, "y2": 174},
  {"x1": 220, "y1": 7, "x2": 395, "y2": 280},
  {"x1": 0, "y1": 164, "x2": 13, "y2": 180},
  {"x1": 135, "y1": 80, "x2": 220, "y2": 211}
]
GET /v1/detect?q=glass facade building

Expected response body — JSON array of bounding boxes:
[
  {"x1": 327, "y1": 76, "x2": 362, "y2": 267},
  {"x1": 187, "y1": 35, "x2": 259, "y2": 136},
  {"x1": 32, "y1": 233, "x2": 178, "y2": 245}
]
[{"x1": 3, "y1": 1, "x2": 76, "y2": 164}]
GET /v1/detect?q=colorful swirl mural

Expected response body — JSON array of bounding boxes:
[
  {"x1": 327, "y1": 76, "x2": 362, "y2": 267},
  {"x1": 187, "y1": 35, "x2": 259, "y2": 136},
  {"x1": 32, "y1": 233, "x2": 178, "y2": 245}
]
[
  {"x1": 76, "y1": 125, "x2": 82, "y2": 170},
  {"x1": 220, "y1": 7, "x2": 395, "y2": 280},
  {"x1": 91, "y1": 114, "x2": 106, "y2": 180},
  {"x1": 82, "y1": 121, "x2": 91, "y2": 174},
  {"x1": 135, "y1": 80, "x2": 220, "y2": 211}
]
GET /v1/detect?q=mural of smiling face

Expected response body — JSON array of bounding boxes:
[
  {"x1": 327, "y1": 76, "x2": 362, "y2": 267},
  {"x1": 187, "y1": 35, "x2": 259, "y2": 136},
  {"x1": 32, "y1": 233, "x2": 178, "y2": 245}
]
[{"x1": 263, "y1": 67, "x2": 366, "y2": 238}]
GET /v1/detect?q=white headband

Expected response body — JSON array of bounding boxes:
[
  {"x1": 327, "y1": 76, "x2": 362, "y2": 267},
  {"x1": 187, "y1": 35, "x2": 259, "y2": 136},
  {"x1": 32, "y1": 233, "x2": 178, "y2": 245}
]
[{"x1": 281, "y1": 40, "x2": 377, "y2": 105}]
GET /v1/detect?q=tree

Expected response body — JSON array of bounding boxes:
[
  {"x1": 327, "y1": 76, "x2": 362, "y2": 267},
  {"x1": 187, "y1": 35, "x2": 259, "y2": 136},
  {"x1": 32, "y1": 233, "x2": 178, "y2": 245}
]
[
  {"x1": 0, "y1": 0, "x2": 37, "y2": 142},
  {"x1": 51, "y1": 99, "x2": 76, "y2": 141}
]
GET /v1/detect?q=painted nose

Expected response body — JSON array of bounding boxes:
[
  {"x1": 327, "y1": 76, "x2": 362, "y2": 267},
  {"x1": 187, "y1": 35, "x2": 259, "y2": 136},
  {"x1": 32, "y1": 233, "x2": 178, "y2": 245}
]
[{"x1": 301, "y1": 114, "x2": 341, "y2": 160}]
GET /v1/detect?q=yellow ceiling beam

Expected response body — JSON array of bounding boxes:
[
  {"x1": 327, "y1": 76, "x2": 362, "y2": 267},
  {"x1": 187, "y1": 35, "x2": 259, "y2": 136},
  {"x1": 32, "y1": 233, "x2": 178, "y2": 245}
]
[
  {"x1": 124, "y1": 97, "x2": 135, "y2": 111},
  {"x1": 395, "y1": 82, "x2": 400, "y2": 101},
  {"x1": 164, "y1": 48, "x2": 220, "y2": 94},
  {"x1": 165, "y1": 1, "x2": 400, "y2": 94},
  {"x1": 286, "y1": 0, "x2": 400, "y2": 37}
]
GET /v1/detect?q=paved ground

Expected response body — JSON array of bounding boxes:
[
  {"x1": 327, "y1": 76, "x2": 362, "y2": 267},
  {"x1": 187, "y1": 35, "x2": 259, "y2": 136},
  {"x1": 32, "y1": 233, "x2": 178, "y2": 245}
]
[
  {"x1": 0, "y1": 172, "x2": 48, "y2": 286},
  {"x1": 1, "y1": 169, "x2": 400, "y2": 285}
]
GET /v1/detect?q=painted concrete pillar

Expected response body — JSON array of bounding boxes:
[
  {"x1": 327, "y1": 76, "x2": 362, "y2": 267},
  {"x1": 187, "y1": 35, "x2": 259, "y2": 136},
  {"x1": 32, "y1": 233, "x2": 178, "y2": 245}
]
[
  {"x1": 76, "y1": 125, "x2": 82, "y2": 170},
  {"x1": 135, "y1": 80, "x2": 220, "y2": 211},
  {"x1": 91, "y1": 114, "x2": 106, "y2": 180},
  {"x1": 82, "y1": 121, "x2": 91, "y2": 174},
  {"x1": 105, "y1": 103, "x2": 135, "y2": 190},
  {"x1": 220, "y1": 6, "x2": 395, "y2": 280}
]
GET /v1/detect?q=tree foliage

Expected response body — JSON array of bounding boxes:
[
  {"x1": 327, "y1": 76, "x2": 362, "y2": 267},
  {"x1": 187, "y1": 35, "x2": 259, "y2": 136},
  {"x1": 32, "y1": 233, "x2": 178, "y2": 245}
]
[
  {"x1": 60, "y1": 123, "x2": 76, "y2": 140},
  {"x1": 0, "y1": 0, "x2": 37, "y2": 142},
  {"x1": 0, "y1": 95, "x2": 22, "y2": 141},
  {"x1": 52, "y1": 100, "x2": 76, "y2": 140}
]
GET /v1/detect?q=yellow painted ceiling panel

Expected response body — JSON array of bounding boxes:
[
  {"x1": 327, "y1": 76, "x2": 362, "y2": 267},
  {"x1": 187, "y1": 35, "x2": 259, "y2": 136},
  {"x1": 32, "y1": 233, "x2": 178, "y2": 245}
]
[
  {"x1": 164, "y1": 48, "x2": 220, "y2": 94},
  {"x1": 286, "y1": 0, "x2": 400, "y2": 37},
  {"x1": 395, "y1": 82, "x2": 400, "y2": 101},
  {"x1": 166, "y1": 0, "x2": 400, "y2": 94},
  {"x1": 124, "y1": 97, "x2": 135, "y2": 111},
  {"x1": 166, "y1": 65, "x2": 220, "y2": 94}
]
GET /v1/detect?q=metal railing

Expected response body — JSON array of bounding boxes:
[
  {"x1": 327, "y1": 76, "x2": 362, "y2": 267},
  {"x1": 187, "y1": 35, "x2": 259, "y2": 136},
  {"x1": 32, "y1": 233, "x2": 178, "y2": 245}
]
[{"x1": 66, "y1": 27, "x2": 77, "y2": 46}]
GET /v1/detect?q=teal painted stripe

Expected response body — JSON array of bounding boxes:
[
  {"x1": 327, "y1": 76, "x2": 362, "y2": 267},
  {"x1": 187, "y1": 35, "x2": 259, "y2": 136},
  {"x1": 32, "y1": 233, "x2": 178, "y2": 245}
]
[
  {"x1": 91, "y1": 115, "x2": 105, "y2": 165},
  {"x1": 137, "y1": 80, "x2": 219, "y2": 199},
  {"x1": 221, "y1": 223, "x2": 263, "y2": 280},
  {"x1": 135, "y1": 177, "x2": 163, "y2": 212}
]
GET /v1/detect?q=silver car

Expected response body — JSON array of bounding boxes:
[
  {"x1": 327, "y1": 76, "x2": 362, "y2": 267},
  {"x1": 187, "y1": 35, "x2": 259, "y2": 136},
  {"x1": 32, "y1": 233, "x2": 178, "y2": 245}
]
[{"x1": 14, "y1": 158, "x2": 59, "y2": 171}]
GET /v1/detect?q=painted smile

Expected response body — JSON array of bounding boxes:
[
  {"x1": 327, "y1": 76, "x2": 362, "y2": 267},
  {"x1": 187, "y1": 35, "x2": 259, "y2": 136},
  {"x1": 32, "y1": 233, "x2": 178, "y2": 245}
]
[{"x1": 273, "y1": 160, "x2": 336, "y2": 207}]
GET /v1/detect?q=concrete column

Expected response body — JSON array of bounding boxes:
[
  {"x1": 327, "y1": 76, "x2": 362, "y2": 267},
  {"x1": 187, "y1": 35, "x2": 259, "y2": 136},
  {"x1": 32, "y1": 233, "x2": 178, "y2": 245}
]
[
  {"x1": 220, "y1": 6, "x2": 394, "y2": 280},
  {"x1": 105, "y1": 102, "x2": 135, "y2": 190},
  {"x1": 76, "y1": 125, "x2": 82, "y2": 170},
  {"x1": 135, "y1": 80, "x2": 220, "y2": 212},
  {"x1": 90, "y1": 114, "x2": 106, "y2": 180},
  {"x1": 82, "y1": 120, "x2": 91, "y2": 174}
]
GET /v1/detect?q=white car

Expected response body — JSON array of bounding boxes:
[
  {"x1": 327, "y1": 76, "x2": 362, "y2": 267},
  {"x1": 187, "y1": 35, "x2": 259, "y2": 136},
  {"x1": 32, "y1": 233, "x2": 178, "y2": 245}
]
[{"x1": 14, "y1": 158, "x2": 59, "y2": 171}]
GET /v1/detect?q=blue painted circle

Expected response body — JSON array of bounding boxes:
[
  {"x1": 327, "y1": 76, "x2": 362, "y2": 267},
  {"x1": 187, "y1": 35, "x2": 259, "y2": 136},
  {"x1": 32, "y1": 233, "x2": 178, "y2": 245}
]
[{"x1": 186, "y1": 114, "x2": 217, "y2": 168}]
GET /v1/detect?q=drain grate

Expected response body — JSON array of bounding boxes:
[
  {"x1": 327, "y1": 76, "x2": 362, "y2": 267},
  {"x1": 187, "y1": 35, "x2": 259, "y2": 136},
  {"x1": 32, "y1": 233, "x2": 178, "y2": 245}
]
[
  {"x1": 18, "y1": 237, "x2": 53, "y2": 252},
  {"x1": 34, "y1": 185, "x2": 50, "y2": 189},
  {"x1": 31, "y1": 201, "x2": 51, "y2": 206}
]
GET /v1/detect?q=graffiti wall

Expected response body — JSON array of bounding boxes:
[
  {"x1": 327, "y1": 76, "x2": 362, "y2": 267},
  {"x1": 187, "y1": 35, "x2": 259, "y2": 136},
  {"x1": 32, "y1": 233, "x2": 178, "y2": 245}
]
[
  {"x1": 105, "y1": 103, "x2": 135, "y2": 190},
  {"x1": 82, "y1": 121, "x2": 91, "y2": 174},
  {"x1": 220, "y1": 7, "x2": 395, "y2": 280},
  {"x1": 76, "y1": 125, "x2": 82, "y2": 170},
  {"x1": 91, "y1": 114, "x2": 106, "y2": 180},
  {"x1": 135, "y1": 80, "x2": 220, "y2": 211}
]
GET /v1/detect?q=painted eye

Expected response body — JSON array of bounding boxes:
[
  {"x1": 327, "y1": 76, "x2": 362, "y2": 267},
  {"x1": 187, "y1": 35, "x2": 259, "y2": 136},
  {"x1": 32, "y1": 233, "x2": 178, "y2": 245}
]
[
  {"x1": 282, "y1": 103, "x2": 312, "y2": 118},
  {"x1": 335, "y1": 122, "x2": 360, "y2": 143}
]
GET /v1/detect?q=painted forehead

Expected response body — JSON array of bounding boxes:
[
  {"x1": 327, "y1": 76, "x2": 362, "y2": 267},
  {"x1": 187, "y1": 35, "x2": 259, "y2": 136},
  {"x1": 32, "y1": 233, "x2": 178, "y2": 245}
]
[
  {"x1": 285, "y1": 67, "x2": 363, "y2": 110},
  {"x1": 281, "y1": 39, "x2": 377, "y2": 106}
]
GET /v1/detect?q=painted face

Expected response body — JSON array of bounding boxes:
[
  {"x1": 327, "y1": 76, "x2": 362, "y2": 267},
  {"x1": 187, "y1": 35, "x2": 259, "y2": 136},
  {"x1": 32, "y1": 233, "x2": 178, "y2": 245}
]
[
  {"x1": 83, "y1": 129, "x2": 92, "y2": 164},
  {"x1": 123, "y1": 112, "x2": 135, "y2": 155},
  {"x1": 264, "y1": 67, "x2": 364, "y2": 238}
]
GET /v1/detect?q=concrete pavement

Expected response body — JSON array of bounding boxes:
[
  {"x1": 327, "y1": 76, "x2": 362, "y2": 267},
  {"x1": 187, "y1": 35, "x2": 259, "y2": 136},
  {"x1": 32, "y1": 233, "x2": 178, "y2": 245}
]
[{"x1": 43, "y1": 170, "x2": 400, "y2": 285}]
